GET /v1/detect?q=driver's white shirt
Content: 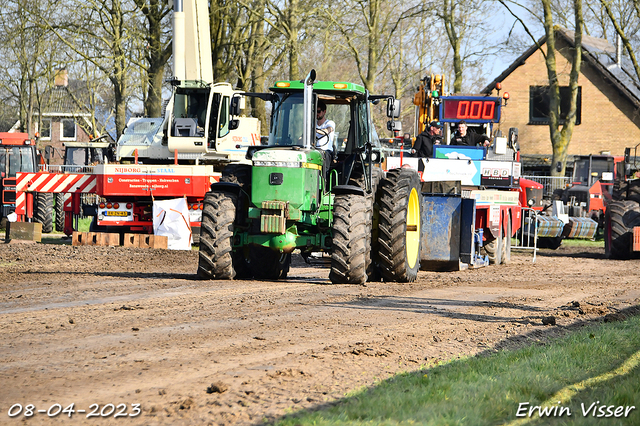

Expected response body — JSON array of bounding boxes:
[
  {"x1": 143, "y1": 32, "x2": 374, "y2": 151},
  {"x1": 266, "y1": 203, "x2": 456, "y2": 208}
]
[{"x1": 316, "y1": 119, "x2": 335, "y2": 152}]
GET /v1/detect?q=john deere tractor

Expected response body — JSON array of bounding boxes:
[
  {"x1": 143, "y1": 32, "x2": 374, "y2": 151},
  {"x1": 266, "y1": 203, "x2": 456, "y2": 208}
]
[{"x1": 197, "y1": 70, "x2": 422, "y2": 283}]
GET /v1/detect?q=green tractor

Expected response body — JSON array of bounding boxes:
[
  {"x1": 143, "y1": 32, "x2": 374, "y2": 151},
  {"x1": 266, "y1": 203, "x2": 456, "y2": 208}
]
[{"x1": 197, "y1": 70, "x2": 422, "y2": 283}]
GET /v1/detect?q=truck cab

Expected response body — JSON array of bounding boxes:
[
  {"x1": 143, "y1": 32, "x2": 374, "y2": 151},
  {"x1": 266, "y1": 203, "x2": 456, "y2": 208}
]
[{"x1": 0, "y1": 133, "x2": 38, "y2": 221}]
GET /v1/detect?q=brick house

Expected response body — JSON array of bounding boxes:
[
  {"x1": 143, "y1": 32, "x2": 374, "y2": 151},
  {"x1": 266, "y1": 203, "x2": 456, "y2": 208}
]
[
  {"x1": 482, "y1": 28, "x2": 640, "y2": 173},
  {"x1": 30, "y1": 70, "x2": 99, "y2": 165}
]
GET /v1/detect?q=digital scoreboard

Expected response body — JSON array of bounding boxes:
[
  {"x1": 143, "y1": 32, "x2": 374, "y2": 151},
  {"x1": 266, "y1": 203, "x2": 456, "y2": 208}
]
[{"x1": 440, "y1": 97, "x2": 501, "y2": 122}]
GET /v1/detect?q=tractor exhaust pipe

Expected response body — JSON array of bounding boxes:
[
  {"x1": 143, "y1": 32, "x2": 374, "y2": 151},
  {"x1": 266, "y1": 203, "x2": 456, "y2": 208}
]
[{"x1": 303, "y1": 69, "x2": 316, "y2": 149}]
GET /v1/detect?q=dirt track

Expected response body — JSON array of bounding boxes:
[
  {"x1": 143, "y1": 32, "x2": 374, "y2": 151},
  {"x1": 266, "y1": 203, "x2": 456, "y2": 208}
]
[{"x1": 1, "y1": 241, "x2": 639, "y2": 425}]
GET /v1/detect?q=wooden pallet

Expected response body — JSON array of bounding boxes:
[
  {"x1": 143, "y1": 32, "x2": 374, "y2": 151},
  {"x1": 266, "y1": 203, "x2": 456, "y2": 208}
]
[{"x1": 72, "y1": 232, "x2": 168, "y2": 249}]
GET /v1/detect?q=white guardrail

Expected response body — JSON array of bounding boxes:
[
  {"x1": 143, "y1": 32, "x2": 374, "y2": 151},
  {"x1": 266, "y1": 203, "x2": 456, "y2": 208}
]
[
  {"x1": 512, "y1": 207, "x2": 539, "y2": 263},
  {"x1": 521, "y1": 175, "x2": 571, "y2": 198},
  {"x1": 39, "y1": 164, "x2": 97, "y2": 174}
]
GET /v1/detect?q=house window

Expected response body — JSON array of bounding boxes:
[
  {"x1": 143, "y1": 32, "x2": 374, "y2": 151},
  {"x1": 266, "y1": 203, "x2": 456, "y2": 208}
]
[
  {"x1": 38, "y1": 119, "x2": 51, "y2": 140},
  {"x1": 529, "y1": 86, "x2": 581, "y2": 125},
  {"x1": 61, "y1": 119, "x2": 76, "y2": 140}
]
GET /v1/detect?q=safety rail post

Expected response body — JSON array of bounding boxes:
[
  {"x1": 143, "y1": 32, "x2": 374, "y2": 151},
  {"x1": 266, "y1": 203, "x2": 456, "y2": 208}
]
[{"x1": 512, "y1": 206, "x2": 538, "y2": 262}]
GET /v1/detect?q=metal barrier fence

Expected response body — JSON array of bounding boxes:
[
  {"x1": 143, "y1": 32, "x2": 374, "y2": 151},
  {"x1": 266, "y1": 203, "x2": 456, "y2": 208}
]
[
  {"x1": 39, "y1": 164, "x2": 97, "y2": 174},
  {"x1": 521, "y1": 175, "x2": 571, "y2": 198},
  {"x1": 512, "y1": 207, "x2": 538, "y2": 262}
]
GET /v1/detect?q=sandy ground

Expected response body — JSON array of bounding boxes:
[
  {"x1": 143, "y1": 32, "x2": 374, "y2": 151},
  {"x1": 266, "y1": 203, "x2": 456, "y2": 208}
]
[{"x1": 0, "y1": 240, "x2": 639, "y2": 425}]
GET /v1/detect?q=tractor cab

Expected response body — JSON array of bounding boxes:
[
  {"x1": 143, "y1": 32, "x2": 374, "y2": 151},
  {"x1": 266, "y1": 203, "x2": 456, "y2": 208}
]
[
  {"x1": 63, "y1": 137, "x2": 114, "y2": 172},
  {"x1": 244, "y1": 75, "x2": 396, "y2": 193},
  {"x1": 563, "y1": 154, "x2": 624, "y2": 216},
  {"x1": 0, "y1": 133, "x2": 38, "y2": 222},
  {"x1": 0, "y1": 134, "x2": 38, "y2": 179}
]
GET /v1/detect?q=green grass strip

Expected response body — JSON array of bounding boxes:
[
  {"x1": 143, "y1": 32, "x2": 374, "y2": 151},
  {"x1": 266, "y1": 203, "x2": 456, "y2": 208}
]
[{"x1": 274, "y1": 314, "x2": 640, "y2": 426}]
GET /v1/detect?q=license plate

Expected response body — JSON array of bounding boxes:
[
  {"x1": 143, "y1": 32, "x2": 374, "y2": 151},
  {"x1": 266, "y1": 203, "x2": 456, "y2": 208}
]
[{"x1": 106, "y1": 211, "x2": 129, "y2": 217}]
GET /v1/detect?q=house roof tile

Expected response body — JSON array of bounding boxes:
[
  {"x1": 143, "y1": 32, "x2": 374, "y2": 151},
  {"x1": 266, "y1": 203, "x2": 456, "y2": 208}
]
[{"x1": 40, "y1": 86, "x2": 91, "y2": 116}]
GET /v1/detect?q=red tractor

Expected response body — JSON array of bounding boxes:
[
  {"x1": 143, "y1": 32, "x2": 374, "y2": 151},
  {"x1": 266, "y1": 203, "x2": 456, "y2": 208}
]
[
  {"x1": 556, "y1": 154, "x2": 624, "y2": 228},
  {"x1": 0, "y1": 132, "x2": 53, "y2": 232},
  {"x1": 605, "y1": 144, "x2": 640, "y2": 259}
]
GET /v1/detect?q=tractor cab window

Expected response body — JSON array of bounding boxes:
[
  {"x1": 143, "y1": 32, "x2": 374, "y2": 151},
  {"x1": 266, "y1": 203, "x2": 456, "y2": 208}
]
[
  {"x1": 91, "y1": 148, "x2": 105, "y2": 164},
  {"x1": 370, "y1": 126, "x2": 381, "y2": 148},
  {"x1": 573, "y1": 158, "x2": 615, "y2": 187},
  {"x1": 342, "y1": 101, "x2": 368, "y2": 154},
  {"x1": 326, "y1": 102, "x2": 350, "y2": 153},
  {"x1": 6, "y1": 147, "x2": 35, "y2": 177},
  {"x1": 270, "y1": 92, "x2": 305, "y2": 147},
  {"x1": 65, "y1": 147, "x2": 87, "y2": 168}
]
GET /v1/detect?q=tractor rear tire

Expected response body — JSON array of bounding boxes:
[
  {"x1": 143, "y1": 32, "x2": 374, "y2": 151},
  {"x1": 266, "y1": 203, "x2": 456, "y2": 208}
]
[
  {"x1": 537, "y1": 236, "x2": 563, "y2": 249},
  {"x1": 613, "y1": 179, "x2": 628, "y2": 201},
  {"x1": 34, "y1": 192, "x2": 54, "y2": 234},
  {"x1": 191, "y1": 227, "x2": 200, "y2": 245},
  {"x1": 482, "y1": 234, "x2": 502, "y2": 265},
  {"x1": 349, "y1": 166, "x2": 384, "y2": 281},
  {"x1": 605, "y1": 200, "x2": 640, "y2": 259},
  {"x1": 55, "y1": 193, "x2": 65, "y2": 232},
  {"x1": 250, "y1": 246, "x2": 291, "y2": 280},
  {"x1": 198, "y1": 191, "x2": 249, "y2": 279},
  {"x1": 627, "y1": 180, "x2": 640, "y2": 203},
  {"x1": 377, "y1": 168, "x2": 422, "y2": 282},
  {"x1": 329, "y1": 193, "x2": 368, "y2": 284}
]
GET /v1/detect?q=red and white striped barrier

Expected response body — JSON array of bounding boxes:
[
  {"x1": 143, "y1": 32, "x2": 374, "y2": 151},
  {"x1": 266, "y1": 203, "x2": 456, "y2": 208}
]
[
  {"x1": 15, "y1": 172, "x2": 97, "y2": 215},
  {"x1": 16, "y1": 172, "x2": 97, "y2": 193}
]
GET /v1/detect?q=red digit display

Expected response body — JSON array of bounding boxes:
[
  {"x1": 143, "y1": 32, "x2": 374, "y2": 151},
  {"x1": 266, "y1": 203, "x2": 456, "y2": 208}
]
[{"x1": 443, "y1": 99, "x2": 499, "y2": 121}]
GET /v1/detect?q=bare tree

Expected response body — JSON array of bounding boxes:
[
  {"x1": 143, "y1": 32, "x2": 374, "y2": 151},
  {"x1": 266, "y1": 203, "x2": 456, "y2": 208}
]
[
  {"x1": 501, "y1": 0, "x2": 584, "y2": 176},
  {"x1": 438, "y1": 0, "x2": 506, "y2": 93},
  {"x1": 0, "y1": 0, "x2": 63, "y2": 135},
  {"x1": 329, "y1": 0, "x2": 423, "y2": 93},
  {"x1": 42, "y1": 0, "x2": 139, "y2": 138},
  {"x1": 133, "y1": 0, "x2": 172, "y2": 117}
]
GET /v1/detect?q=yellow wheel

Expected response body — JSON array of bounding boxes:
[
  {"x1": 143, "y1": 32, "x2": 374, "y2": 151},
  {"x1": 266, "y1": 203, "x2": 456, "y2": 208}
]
[
  {"x1": 378, "y1": 168, "x2": 422, "y2": 282},
  {"x1": 406, "y1": 187, "x2": 420, "y2": 269}
]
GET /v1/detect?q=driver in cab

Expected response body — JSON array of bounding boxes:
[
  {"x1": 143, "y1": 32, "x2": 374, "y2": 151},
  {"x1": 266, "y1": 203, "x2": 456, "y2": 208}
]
[{"x1": 315, "y1": 100, "x2": 335, "y2": 161}]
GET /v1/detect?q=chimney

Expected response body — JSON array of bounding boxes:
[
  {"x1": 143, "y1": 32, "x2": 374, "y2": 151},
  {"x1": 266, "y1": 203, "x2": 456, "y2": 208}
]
[
  {"x1": 54, "y1": 68, "x2": 68, "y2": 87},
  {"x1": 616, "y1": 34, "x2": 623, "y2": 67}
]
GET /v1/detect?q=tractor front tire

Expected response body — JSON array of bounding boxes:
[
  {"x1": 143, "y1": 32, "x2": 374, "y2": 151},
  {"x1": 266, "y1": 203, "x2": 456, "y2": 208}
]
[
  {"x1": 605, "y1": 200, "x2": 640, "y2": 259},
  {"x1": 198, "y1": 191, "x2": 243, "y2": 279},
  {"x1": 34, "y1": 192, "x2": 54, "y2": 234},
  {"x1": 377, "y1": 168, "x2": 422, "y2": 282},
  {"x1": 54, "y1": 193, "x2": 65, "y2": 232},
  {"x1": 330, "y1": 193, "x2": 368, "y2": 284}
]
